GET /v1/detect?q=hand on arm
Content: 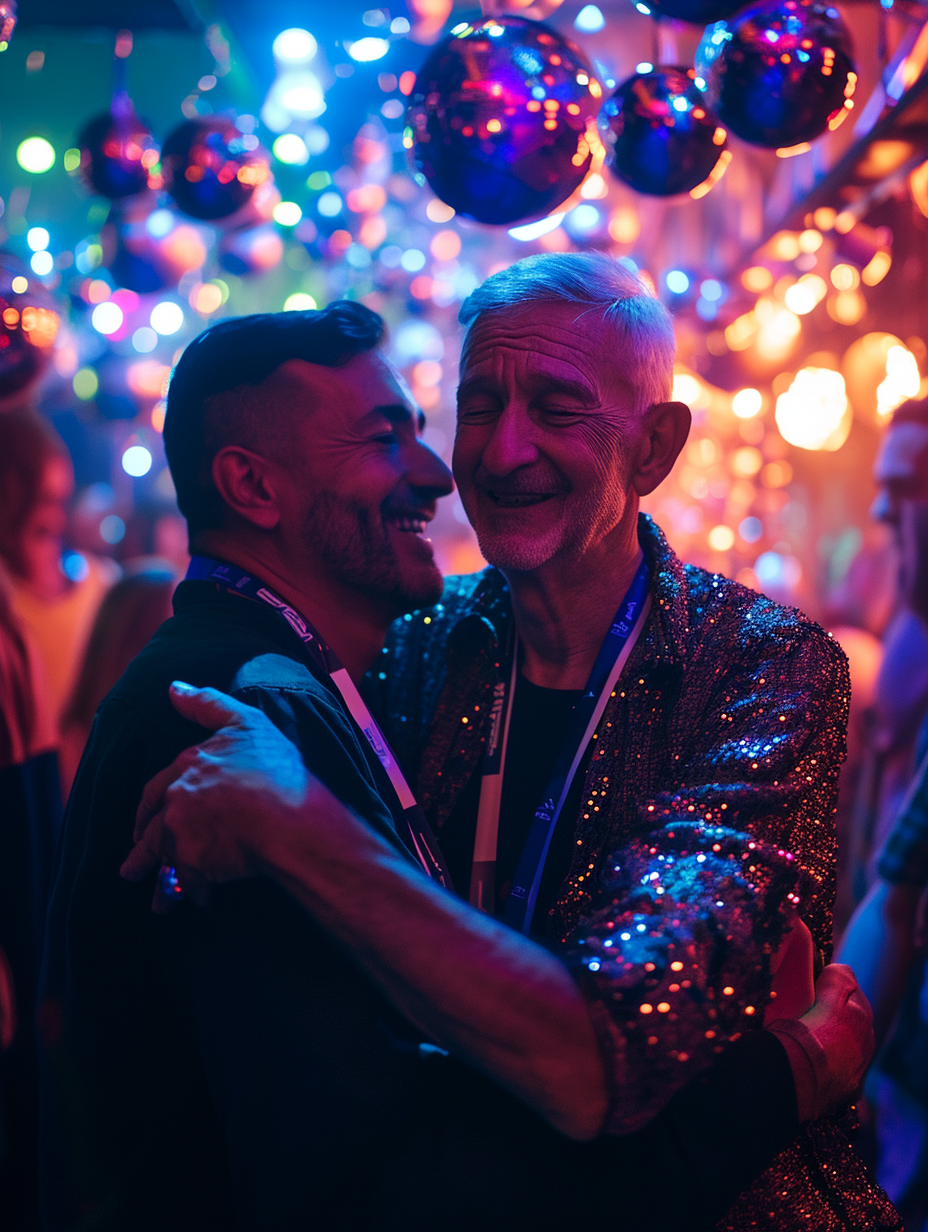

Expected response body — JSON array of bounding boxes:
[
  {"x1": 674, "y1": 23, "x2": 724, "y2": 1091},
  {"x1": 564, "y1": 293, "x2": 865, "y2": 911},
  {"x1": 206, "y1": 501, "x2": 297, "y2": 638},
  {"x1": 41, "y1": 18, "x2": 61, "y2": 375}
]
[{"x1": 123, "y1": 682, "x2": 609, "y2": 1141}]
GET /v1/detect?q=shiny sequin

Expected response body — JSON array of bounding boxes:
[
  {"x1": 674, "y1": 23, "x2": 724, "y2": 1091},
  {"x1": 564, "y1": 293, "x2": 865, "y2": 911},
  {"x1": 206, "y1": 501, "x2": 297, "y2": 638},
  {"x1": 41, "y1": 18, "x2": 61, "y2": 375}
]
[{"x1": 371, "y1": 514, "x2": 897, "y2": 1229}]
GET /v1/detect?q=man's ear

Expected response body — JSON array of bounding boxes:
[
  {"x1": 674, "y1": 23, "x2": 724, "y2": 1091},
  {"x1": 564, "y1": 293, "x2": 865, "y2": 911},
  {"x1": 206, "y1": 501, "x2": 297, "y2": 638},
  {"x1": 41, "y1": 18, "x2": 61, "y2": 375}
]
[
  {"x1": 632, "y1": 401, "x2": 691, "y2": 498},
  {"x1": 211, "y1": 446, "x2": 282, "y2": 530}
]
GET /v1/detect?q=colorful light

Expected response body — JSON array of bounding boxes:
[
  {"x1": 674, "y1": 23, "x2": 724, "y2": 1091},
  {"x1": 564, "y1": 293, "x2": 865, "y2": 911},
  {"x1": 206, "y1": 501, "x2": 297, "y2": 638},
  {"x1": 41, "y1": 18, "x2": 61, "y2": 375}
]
[
  {"x1": 17, "y1": 137, "x2": 55, "y2": 173},
  {"x1": 273, "y1": 201, "x2": 303, "y2": 226},
  {"x1": 72, "y1": 368, "x2": 99, "y2": 400},
  {"x1": 283, "y1": 293, "x2": 318, "y2": 310},
  {"x1": 876, "y1": 345, "x2": 920, "y2": 419},
  {"x1": 273, "y1": 28, "x2": 318, "y2": 63},
  {"x1": 272, "y1": 134, "x2": 310, "y2": 165},
  {"x1": 91, "y1": 301, "x2": 124, "y2": 335},
  {"x1": 122, "y1": 445, "x2": 153, "y2": 477},
  {"x1": 150, "y1": 301, "x2": 184, "y2": 336},
  {"x1": 732, "y1": 387, "x2": 763, "y2": 418},
  {"x1": 26, "y1": 227, "x2": 50, "y2": 252},
  {"x1": 575, "y1": 5, "x2": 606, "y2": 31},
  {"x1": 348, "y1": 37, "x2": 389, "y2": 62},
  {"x1": 30, "y1": 251, "x2": 53, "y2": 276},
  {"x1": 775, "y1": 366, "x2": 850, "y2": 450}
]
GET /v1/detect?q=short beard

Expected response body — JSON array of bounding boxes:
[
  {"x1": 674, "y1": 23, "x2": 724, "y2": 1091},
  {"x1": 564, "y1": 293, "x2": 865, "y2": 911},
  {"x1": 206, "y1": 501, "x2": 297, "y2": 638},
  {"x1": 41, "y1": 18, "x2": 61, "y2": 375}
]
[{"x1": 302, "y1": 492, "x2": 442, "y2": 614}]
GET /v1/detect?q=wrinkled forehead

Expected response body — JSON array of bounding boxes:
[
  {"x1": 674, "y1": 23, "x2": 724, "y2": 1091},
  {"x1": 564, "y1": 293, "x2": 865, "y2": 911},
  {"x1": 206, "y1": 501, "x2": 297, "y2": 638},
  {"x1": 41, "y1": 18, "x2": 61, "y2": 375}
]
[
  {"x1": 460, "y1": 302, "x2": 632, "y2": 394},
  {"x1": 875, "y1": 422, "x2": 928, "y2": 482}
]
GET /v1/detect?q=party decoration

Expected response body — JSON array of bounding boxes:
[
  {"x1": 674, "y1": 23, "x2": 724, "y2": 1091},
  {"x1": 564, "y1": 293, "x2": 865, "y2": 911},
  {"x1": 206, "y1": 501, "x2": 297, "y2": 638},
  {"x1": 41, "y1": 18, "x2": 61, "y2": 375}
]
[
  {"x1": 161, "y1": 118, "x2": 271, "y2": 222},
  {"x1": 601, "y1": 68, "x2": 727, "y2": 196},
  {"x1": 697, "y1": 0, "x2": 856, "y2": 149},
  {"x1": 406, "y1": 15, "x2": 603, "y2": 226},
  {"x1": 218, "y1": 225, "x2": 284, "y2": 276},
  {"x1": 0, "y1": 0, "x2": 16, "y2": 51},
  {"x1": 77, "y1": 96, "x2": 160, "y2": 200},
  {"x1": 0, "y1": 254, "x2": 60, "y2": 402},
  {"x1": 641, "y1": 0, "x2": 745, "y2": 25}
]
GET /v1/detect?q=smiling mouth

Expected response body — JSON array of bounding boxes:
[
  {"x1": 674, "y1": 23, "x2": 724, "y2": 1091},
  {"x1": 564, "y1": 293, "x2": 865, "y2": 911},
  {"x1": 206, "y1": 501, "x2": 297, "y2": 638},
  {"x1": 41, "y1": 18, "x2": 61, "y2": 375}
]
[
  {"x1": 486, "y1": 491, "x2": 557, "y2": 508},
  {"x1": 383, "y1": 511, "x2": 431, "y2": 534}
]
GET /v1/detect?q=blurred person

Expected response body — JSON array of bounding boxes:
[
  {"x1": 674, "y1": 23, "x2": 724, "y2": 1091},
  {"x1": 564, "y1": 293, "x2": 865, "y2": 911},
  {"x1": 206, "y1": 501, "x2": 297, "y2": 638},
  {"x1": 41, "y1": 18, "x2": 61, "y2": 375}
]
[
  {"x1": 58, "y1": 564, "x2": 176, "y2": 797},
  {"x1": 0, "y1": 408, "x2": 115, "y2": 734},
  {"x1": 0, "y1": 556, "x2": 61, "y2": 1230},
  {"x1": 839, "y1": 396, "x2": 928, "y2": 1229}
]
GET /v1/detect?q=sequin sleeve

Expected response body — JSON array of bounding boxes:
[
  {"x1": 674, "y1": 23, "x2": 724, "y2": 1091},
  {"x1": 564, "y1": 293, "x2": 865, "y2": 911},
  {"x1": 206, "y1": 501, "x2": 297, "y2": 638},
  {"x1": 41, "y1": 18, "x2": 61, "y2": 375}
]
[
  {"x1": 562, "y1": 616, "x2": 848, "y2": 1135},
  {"x1": 563, "y1": 821, "x2": 801, "y2": 1134}
]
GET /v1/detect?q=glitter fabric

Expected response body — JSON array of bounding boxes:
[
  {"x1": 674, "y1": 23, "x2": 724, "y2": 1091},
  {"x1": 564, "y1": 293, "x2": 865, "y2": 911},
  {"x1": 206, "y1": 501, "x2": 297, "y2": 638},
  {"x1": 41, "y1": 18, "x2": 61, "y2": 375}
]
[{"x1": 373, "y1": 514, "x2": 901, "y2": 1230}]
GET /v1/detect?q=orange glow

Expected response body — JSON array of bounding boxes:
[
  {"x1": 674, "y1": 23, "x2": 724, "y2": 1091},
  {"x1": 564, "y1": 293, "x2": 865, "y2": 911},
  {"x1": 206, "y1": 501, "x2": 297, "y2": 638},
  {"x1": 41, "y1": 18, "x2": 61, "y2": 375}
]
[
  {"x1": 608, "y1": 206, "x2": 640, "y2": 245},
  {"x1": 346, "y1": 184, "x2": 387, "y2": 213},
  {"x1": 412, "y1": 359, "x2": 443, "y2": 387},
  {"x1": 190, "y1": 282, "x2": 223, "y2": 314},
  {"x1": 87, "y1": 279, "x2": 111, "y2": 304},
  {"x1": 742, "y1": 266, "x2": 773, "y2": 293},
  {"x1": 151, "y1": 402, "x2": 166, "y2": 433},
  {"x1": 430, "y1": 230, "x2": 461, "y2": 261},
  {"x1": 162, "y1": 225, "x2": 208, "y2": 272},
  {"x1": 20, "y1": 306, "x2": 59, "y2": 348},
  {"x1": 236, "y1": 163, "x2": 269, "y2": 187},
  {"x1": 2, "y1": 308, "x2": 19, "y2": 326},
  {"x1": 358, "y1": 215, "x2": 388, "y2": 249},
  {"x1": 127, "y1": 360, "x2": 171, "y2": 398}
]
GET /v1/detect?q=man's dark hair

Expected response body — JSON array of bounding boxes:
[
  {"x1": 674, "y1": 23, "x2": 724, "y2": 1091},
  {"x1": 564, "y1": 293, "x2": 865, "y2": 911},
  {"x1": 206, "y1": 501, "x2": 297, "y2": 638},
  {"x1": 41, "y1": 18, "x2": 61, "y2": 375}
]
[
  {"x1": 890, "y1": 396, "x2": 928, "y2": 430},
  {"x1": 164, "y1": 300, "x2": 385, "y2": 539}
]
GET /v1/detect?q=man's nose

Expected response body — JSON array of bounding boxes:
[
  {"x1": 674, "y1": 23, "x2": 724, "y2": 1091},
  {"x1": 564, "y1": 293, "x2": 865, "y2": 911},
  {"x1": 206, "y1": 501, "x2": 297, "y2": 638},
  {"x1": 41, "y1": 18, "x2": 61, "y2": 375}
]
[
  {"x1": 479, "y1": 405, "x2": 539, "y2": 476},
  {"x1": 410, "y1": 438, "x2": 454, "y2": 498}
]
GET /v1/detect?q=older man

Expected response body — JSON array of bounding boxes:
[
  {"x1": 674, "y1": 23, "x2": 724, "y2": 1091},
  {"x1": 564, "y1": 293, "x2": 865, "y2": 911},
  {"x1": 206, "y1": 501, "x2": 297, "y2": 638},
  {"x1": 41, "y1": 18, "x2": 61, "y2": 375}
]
[{"x1": 123, "y1": 255, "x2": 897, "y2": 1229}]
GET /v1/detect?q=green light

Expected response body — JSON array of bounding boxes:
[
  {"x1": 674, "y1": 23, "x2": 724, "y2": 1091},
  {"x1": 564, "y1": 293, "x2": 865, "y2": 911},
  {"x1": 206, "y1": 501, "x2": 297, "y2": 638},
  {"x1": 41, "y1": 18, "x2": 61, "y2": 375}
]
[
  {"x1": 17, "y1": 137, "x2": 56, "y2": 174},
  {"x1": 273, "y1": 201, "x2": 302, "y2": 226},
  {"x1": 307, "y1": 170, "x2": 331, "y2": 191},
  {"x1": 272, "y1": 134, "x2": 310, "y2": 166},
  {"x1": 72, "y1": 368, "x2": 99, "y2": 401},
  {"x1": 284, "y1": 292, "x2": 317, "y2": 311},
  {"x1": 63, "y1": 148, "x2": 82, "y2": 172}
]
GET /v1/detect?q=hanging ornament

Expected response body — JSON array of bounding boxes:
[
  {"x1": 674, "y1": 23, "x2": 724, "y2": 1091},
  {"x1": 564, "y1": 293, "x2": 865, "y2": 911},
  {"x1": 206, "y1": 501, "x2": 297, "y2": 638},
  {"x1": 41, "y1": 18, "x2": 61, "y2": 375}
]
[
  {"x1": 77, "y1": 96, "x2": 160, "y2": 200},
  {"x1": 642, "y1": 0, "x2": 744, "y2": 23},
  {"x1": 406, "y1": 15, "x2": 603, "y2": 226},
  {"x1": 0, "y1": 1, "x2": 16, "y2": 51},
  {"x1": 601, "y1": 67, "x2": 727, "y2": 196},
  {"x1": 161, "y1": 118, "x2": 271, "y2": 222},
  {"x1": 697, "y1": 0, "x2": 856, "y2": 149},
  {"x1": 218, "y1": 225, "x2": 284, "y2": 276},
  {"x1": 0, "y1": 254, "x2": 60, "y2": 402}
]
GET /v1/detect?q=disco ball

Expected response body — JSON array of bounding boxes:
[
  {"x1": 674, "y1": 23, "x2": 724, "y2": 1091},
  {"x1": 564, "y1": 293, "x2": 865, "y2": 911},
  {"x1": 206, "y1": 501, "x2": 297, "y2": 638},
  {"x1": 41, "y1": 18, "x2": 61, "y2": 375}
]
[
  {"x1": 77, "y1": 99, "x2": 160, "y2": 200},
  {"x1": 697, "y1": 0, "x2": 856, "y2": 149},
  {"x1": 601, "y1": 67, "x2": 727, "y2": 196},
  {"x1": 407, "y1": 15, "x2": 603, "y2": 225},
  {"x1": 0, "y1": 254, "x2": 60, "y2": 402},
  {"x1": 643, "y1": 0, "x2": 745, "y2": 23},
  {"x1": 161, "y1": 118, "x2": 271, "y2": 222}
]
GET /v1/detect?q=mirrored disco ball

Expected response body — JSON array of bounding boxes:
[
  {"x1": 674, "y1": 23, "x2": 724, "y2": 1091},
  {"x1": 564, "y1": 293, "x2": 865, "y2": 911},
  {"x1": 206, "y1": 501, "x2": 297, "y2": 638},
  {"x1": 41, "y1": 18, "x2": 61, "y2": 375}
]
[
  {"x1": 407, "y1": 15, "x2": 603, "y2": 225},
  {"x1": 161, "y1": 118, "x2": 271, "y2": 222},
  {"x1": 601, "y1": 67, "x2": 727, "y2": 196},
  {"x1": 697, "y1": 0, "x2": 856, "y2": 149}
]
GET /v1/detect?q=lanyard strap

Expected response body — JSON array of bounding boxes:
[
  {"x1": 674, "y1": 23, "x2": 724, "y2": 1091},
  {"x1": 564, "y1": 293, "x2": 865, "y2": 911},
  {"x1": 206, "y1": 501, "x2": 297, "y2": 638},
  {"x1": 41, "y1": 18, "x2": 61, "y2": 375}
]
[
  {"x1": 185, "y1": 556, "x2": 453, "y2": 890},
  {"x1": 470, "y1": 557, "x2": 651, "y2": 934}
]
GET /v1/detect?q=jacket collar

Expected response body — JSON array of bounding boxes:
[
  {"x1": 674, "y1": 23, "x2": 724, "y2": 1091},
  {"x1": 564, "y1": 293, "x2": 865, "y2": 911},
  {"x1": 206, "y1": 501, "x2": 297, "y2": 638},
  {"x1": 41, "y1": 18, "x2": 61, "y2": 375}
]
[{"x1": 449, "y1": 513, "x2": 690, "y2": 668}]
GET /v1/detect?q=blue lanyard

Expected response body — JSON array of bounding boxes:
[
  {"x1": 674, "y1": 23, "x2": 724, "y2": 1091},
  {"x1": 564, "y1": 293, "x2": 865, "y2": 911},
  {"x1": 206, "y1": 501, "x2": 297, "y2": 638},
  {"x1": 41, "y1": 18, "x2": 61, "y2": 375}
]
[
  {"x1": 481, "y1": 557, "x2": 651, "y2": 935},
  {"x1": 185, "y1": 556, "x2": 453, "y2": 891}
]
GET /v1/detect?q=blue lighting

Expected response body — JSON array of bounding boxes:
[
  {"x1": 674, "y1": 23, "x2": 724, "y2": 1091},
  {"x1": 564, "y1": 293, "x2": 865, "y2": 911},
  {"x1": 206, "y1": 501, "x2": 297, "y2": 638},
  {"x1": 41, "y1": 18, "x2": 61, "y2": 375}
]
[
  {"x1": 700, "y1": 278, "x2": 723, "y2": 301},
  {"x1": 636, "y1": 61, "x2": 653, "y2": 74},
  {"x1": 739, "y1": 517, "x2": 763, "y2": 543},
  {"x1": 575, "y1": 4, "x2": 606, "y2": 32},
  {"x1": 666, "y1": 269, "x2": 689, "y2": 294}
]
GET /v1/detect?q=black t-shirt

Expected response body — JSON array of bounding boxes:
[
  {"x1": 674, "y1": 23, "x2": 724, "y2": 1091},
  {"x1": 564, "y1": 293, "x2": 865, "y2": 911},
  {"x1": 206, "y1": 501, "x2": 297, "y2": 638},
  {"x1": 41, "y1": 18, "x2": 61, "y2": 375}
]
[{"x1": 442, "y1": 674, "x2": 586, "y2": 930}]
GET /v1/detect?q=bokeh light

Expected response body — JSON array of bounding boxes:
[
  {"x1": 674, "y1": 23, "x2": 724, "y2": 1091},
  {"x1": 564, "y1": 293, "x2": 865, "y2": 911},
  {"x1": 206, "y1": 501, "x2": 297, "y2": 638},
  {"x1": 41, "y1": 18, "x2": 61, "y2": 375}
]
[
  {"x1": 273, "y1": 28, "x2": 318, "y2": 63},
  {"x1": 150, "y1": 301, "x2": 184, "y2": 335},
  {"x1": 283, "y1": 292, "x2": 318, "y2": 310},
  {"x1": 17, "y1": 136, "x2": 56, "y2": 173},
  {"x1": 775, "y1": 367, "x2": 851, "y2": 451},
  {"x1": 26, "y1": 227, "x2": 50, "y2": 251},
  {"x1": 122, "y1": 445, "x2": 153, "y2": 477},
  {"x1": 91, "y1": 301, "x2": 124, "y2": 335},
  {"x1": 732, "y1": 387, "x2": 763, "y2": 418}
]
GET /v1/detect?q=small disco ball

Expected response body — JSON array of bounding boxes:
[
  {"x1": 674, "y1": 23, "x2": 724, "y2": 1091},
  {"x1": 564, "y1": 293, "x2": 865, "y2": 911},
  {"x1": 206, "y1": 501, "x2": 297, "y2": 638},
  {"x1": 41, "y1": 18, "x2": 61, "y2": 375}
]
[
  {"x1": 0, "y1": 254, "x2": 60, "y2": 401},
  {"x1": 77, "y1": 99, "x2": 160, "y2": 200},
  {"x1": 697, "y1": 0, "x2": 856, "y2": 149},
  {"x1": 641, "y1": 0, "x2": 745, "y2": 23},
  {"x1": 601, "y1": 67, "x2": 727, "y2": 196},
  {"x1": 407, "y1": 15, "x2": 603, "y2": 226},
  {"x1": 161, "y1": 118, "x2": 271, "y2": 222}
]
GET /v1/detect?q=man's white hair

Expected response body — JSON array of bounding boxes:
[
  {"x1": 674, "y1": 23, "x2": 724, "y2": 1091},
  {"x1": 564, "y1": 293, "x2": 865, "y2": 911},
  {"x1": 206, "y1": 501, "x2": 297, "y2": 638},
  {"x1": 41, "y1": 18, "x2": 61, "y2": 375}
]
[{"x1": 458, "y1": 251, "x2": 676, "y2": 411}]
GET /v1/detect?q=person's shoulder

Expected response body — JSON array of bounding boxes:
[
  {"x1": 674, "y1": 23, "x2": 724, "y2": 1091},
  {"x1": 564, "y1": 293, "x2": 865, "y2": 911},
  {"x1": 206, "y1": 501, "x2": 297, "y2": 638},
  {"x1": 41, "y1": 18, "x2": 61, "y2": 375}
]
[{"x1": 682, "y1": 560, "x2": 847, "y2": 670}]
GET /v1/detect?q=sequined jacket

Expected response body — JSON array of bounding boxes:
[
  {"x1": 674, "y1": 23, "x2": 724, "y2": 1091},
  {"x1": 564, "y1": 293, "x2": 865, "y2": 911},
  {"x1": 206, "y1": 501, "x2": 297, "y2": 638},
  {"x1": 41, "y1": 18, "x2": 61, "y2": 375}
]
[{"x1": 374, "y1": 515, "x2": 901, "y2": 1231}]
